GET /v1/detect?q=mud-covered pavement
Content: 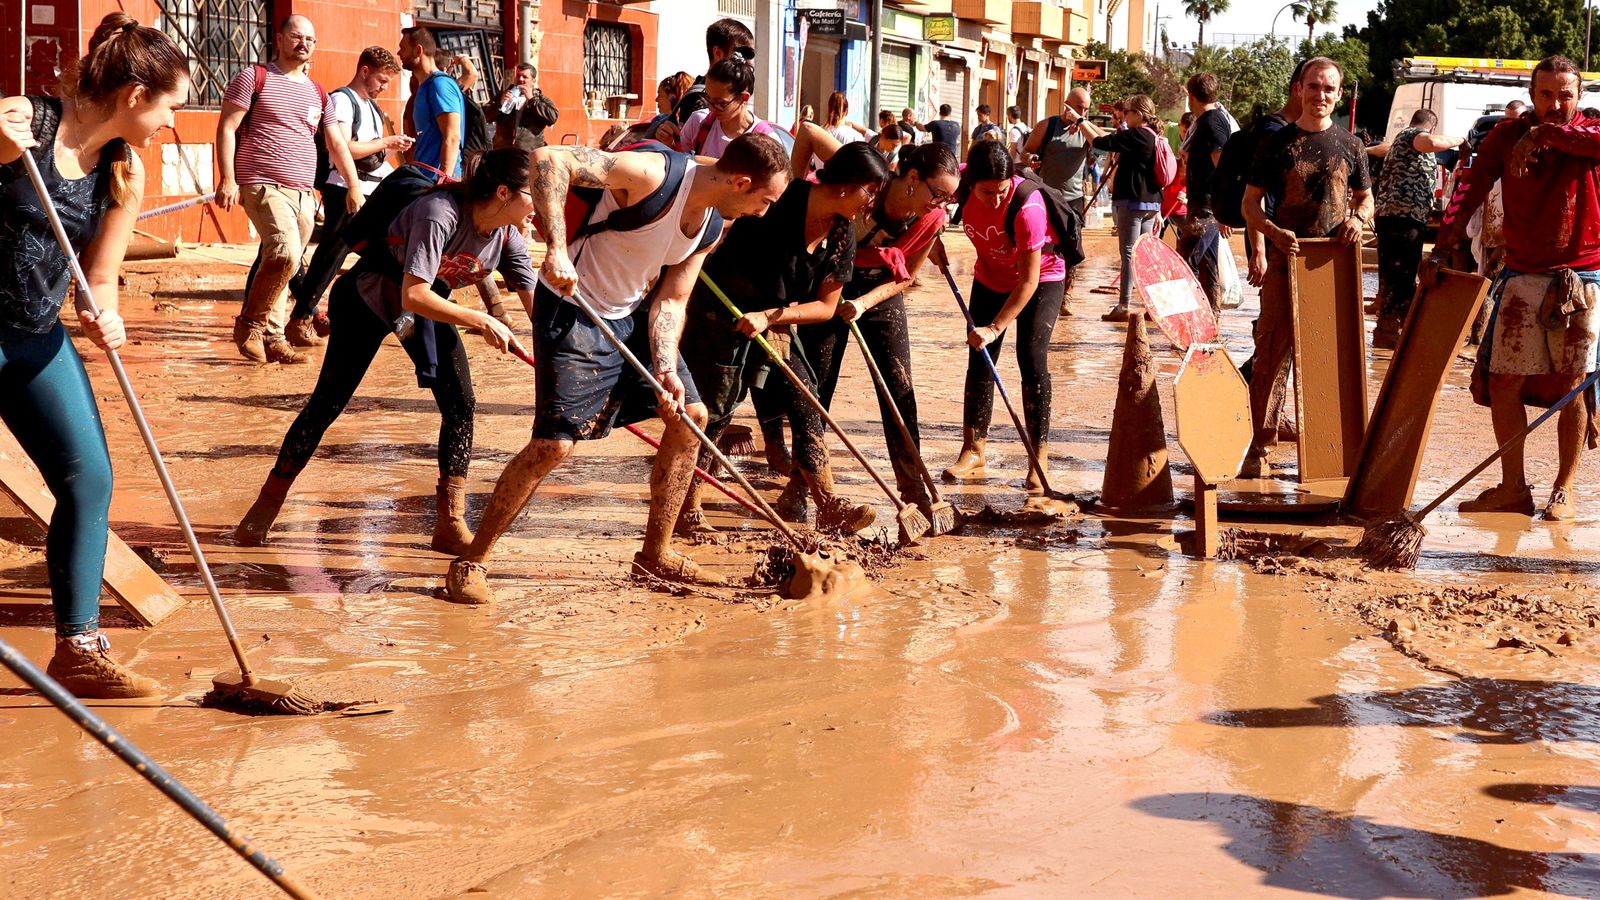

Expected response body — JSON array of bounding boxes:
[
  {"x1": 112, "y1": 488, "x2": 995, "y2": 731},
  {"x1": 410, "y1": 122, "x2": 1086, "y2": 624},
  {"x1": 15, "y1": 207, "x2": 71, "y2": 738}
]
[{"x1": 5, "y1": 232, "x2": 1600, "y2": 897}]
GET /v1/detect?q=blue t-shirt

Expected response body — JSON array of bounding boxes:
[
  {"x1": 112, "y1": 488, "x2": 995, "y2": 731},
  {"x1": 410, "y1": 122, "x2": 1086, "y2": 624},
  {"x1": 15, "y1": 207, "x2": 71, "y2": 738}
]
[
  {"x1": 413, "y1": 72, "x2": 466, "y2": 177},
  {"x1": 926, "y1": 118, "x2": 961, "y2": 150}
]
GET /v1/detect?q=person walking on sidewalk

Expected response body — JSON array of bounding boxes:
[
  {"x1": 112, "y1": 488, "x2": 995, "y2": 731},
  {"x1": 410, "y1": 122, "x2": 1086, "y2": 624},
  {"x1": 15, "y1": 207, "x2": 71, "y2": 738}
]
[
  {"x1": 675, "y1": 142, "x2": 891, "y2": 535},
  {"x1": 444, "y1": 135, "x2": 790, "y2": 605},
  {"x1": 285, "y1": 45, "x2": 413, "y2": 345},
  {"x1": 0, "y1": 14, "x2": 188, "y2": 697},
  {"x1": 1026, "y1": 87, "x2": 1099, "y2": 311},
  {"x1": 1241, "y1": 57, "x2": 1372, "y2": 479},
  {"x1": 235, "y1": 149, "x2": 532, "y2": 551},
  {"x1": 1369, "y1": 108, "x2": 1462, "y2": 348},
  {"x1": 216, "y1": 15, "x2": 365, "y2": 365},
  {"x1": 943, "y1": 141, "x2": 1068, "y2": 493},
  {"x1": 1425, "y1": 55, "x2": 1600, "y2": 521},
  {"x1": 1091, "y1": 94, "x2": 1163, "y2": 322}
]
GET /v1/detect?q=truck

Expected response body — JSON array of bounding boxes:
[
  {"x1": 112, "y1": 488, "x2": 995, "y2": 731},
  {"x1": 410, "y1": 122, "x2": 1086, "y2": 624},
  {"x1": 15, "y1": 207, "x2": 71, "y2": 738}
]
[{"x1": 1385, "y1": 56, "x2": 1600, "y2": 143}]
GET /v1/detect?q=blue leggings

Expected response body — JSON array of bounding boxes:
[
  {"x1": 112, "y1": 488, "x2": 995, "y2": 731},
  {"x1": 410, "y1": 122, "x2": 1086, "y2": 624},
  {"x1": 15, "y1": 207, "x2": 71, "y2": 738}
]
[{"x1": 0, "y1": 325, "x2": 113, "y2": 636}]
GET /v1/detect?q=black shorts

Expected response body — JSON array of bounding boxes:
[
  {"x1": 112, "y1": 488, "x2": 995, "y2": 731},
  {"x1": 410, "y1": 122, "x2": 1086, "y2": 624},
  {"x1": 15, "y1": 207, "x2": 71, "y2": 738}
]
[{"x1": 532, "y1": 285, "x2": 701, "y2": 441}]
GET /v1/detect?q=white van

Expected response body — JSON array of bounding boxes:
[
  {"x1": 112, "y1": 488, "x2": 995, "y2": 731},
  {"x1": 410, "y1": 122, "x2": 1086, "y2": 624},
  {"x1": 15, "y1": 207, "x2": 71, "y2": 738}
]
[{"x1": 1385, "y1": 56, "x2": 1600, "y2": 143}]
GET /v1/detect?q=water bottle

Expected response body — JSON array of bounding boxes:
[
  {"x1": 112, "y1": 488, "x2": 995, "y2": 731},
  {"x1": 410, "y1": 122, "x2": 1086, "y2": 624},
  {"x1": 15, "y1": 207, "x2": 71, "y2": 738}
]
[
  {"x1": 500, "y1": 86, "x2": 524, "y2": 115},
  {"x1": 393, "y1": 311, "x2": 416, "y2": 340}
]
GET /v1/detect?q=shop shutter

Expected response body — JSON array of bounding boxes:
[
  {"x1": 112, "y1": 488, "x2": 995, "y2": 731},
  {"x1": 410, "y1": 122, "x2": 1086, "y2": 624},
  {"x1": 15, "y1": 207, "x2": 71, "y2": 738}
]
[
  {"x1": 881, "y1": 44, "x2": 914, "y2": 112},
  {"x1": 939, "y1": 58, "x2": 965, "y2": 115}
]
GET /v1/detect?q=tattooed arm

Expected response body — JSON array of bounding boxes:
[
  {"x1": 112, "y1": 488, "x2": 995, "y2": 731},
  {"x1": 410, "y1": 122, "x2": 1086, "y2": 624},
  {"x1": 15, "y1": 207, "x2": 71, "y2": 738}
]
[
  {"x1": 530, "y1": 144, "x2": 667, "y2": 294},
  {"x1": 645, "y1": 242, "x2": 714, "y2": 418}
]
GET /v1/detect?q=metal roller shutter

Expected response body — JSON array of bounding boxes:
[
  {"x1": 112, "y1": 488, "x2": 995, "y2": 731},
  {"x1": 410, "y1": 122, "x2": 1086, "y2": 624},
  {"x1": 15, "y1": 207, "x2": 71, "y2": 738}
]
[
  {"x1": 881, "y1": 43, "x2": 914, "y2": 112},
  {"x1": 940, "y1": 58, "x2": 964, "y2": 113}
]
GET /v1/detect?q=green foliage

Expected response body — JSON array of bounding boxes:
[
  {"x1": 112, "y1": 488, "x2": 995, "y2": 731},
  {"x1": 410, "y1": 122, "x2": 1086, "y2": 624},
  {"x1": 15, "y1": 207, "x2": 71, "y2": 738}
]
[
  {"x1": 1291, "y1": 0, "x2": 1339, "y2": 43},
  {"x1": 1182, "y1": 0, "x2": 1231, "y2": 47},
  {"x1": 1354, "y1": 0, "x2": 1587, "y2": 132},
  {"x1": 1083, "y1": 40, "x2": 1158, "y2": 110}
]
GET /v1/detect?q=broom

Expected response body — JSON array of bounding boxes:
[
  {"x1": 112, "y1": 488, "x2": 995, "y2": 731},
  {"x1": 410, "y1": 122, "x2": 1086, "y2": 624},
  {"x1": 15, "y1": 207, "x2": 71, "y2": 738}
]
[
  {"x1": 1358, "y1": 367, "x2": 1600, "y2": 569},
  {"x1": 717, "y1": 423, "x2": 758, "y2": 457},
  {"x1": 699, "y1": 272, "x2": 932, "y2": 545},
  {"x1": 846, "y1": 318, "x2": 959, "y2": 535},
  {"x1": 16, "y1": 149, "x2": 323, "y2": 715}
]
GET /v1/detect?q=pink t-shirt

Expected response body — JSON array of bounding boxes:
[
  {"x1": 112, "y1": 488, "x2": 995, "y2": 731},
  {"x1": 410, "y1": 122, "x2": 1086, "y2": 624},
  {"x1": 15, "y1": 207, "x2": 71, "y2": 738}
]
[
  {"x1": 676, "y1": 109, "x2": 777, "y2": 159},
  {"x1": 961, "y1": 176, "x2": 1066, "y2": 291}
]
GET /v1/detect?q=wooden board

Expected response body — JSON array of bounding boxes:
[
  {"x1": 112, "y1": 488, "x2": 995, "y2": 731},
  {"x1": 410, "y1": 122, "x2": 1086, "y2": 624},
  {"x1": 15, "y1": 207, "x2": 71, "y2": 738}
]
[
  {"x1": 1343, "y1": 268, "x2": 1490, "y2": 519},
  {"x1": 0, "y1": 431, "x2": 184, "y2": 627},
  {"x1": 1290, "y1": 238, "x2": 1368, "y2": 482}
]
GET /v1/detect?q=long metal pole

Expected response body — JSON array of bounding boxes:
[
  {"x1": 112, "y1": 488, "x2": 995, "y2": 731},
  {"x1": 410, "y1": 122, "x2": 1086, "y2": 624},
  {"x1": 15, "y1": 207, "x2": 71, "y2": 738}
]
[
  {"x1": 870, "y1": 0, "x2": 884, "y2": 123},
  {"x1": 1588, "y1": 0, "x2": 1594, "y2": 72}
]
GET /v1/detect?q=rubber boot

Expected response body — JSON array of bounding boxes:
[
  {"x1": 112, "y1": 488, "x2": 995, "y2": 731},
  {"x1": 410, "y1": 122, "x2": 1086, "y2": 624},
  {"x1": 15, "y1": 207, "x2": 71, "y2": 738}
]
[
  {"x1": 1372, "y1": 313, "x2": 1403, "y2": 350},
  {"x1": 46, "y1": 632, "x2": 160, "y2": 699},
  {"x1": 772, "y1": 473, "x2": 810, "y2": 522},
  {"x1": 430, "y1": 476, "x2": 475, "y2": 555},
  {"x1": 761, "y1": 418, "x2": 793, "y2": 474},
  {"x1": 942, "y1": 428, "x2": 988, "y2": 481},
  {"x1": 1024, "y1": 441, "x2": 1051, "y2": 496},
  {"x1": 235, "y1": 473, "x2": 293, "y2": 546},
  {"x1": 803, "y1": 460, "x2": 876, "y2": 533}
]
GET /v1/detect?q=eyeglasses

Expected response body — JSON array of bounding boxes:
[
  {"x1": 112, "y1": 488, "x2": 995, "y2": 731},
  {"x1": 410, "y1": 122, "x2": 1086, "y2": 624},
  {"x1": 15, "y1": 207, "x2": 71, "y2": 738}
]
[
  {"x1": 286, "y1": 34, "x2": 316, "y2": 45},
  {"x1": 708, "y1": 95, "x2": 742, "y2": 111}
]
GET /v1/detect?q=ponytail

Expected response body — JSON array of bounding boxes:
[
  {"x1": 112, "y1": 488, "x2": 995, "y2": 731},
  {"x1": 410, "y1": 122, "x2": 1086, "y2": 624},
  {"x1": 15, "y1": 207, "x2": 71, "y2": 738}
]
[{"x1": 443, "y1": 147, "x2": 532, "y2": 205}]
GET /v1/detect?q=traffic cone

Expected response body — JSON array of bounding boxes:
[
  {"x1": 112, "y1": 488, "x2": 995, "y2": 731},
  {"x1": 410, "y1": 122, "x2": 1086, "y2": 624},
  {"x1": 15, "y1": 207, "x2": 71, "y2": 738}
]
[{"x1": 1098, "y1": 314, "x2": 1174, "y2": 512}]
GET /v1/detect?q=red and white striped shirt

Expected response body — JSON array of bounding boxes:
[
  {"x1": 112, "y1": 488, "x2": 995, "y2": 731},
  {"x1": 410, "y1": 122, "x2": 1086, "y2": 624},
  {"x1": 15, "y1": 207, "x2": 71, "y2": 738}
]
[{"x1": 223, "y1": 63, "x2": 335, "y2": 191}]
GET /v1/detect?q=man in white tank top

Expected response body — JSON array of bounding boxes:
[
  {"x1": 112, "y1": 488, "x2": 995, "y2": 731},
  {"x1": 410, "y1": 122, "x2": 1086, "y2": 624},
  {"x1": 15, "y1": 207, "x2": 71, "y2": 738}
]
[{"x1": 447, "y1": 134, "x2": 791, "y2": 604}]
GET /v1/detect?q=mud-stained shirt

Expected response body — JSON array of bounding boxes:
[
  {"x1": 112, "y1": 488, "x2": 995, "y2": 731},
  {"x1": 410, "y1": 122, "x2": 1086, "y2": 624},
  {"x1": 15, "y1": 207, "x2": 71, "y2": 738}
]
[
  {"x1": 1458, "y1": 112, "x2": 1600, "y2": 273},
  {"x1": 1247, "y1": 123, "x2": 1370, "y2": 238}
]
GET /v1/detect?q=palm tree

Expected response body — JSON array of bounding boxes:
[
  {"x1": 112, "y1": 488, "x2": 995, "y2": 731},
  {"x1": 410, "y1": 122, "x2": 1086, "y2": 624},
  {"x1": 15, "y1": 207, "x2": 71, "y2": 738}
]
[
  {"x1": 1183, "y1": 0, "x2": 1230, "y2": 48},
  {"x1": 1291, "y1": 0, "x2": 1337, "y2": 45}
]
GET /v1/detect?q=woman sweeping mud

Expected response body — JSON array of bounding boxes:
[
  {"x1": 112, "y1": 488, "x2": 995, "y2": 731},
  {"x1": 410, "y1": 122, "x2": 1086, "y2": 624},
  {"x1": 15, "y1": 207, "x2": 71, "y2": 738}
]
[
  {"x1": 781, "y1": 125, "x2": 960, "y2": 517},
  {"x1": 0, "y1": 15, "x2": 188, "y2": 697},
  {"x1": 677, "y1": 142, "x2": 890, "y2": 533},
  {"x1": 943, "y1": 141, "x2": 1068, "y2": 494},
  {"x1": 234, "y1": 149, "x2": 532, "y2": 550}
]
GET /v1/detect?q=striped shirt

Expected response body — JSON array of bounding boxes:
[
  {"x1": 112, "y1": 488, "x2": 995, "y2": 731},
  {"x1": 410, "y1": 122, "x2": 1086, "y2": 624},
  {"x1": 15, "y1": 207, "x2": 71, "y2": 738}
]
[{"x1": 223, "y1": 63, "x2": 335, "y2": 191}]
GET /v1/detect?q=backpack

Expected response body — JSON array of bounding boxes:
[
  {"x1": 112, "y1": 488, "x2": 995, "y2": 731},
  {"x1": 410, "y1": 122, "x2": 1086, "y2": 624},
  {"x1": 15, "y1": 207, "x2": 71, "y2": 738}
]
[
  {"x1": 338, "y1": 164, "x2": 448, "y2": 283},
  {"x1": 1149, "y1": 125, "x2": 1178, "y2": 188},
  {"x1": 238, "y1": 65, "x2": 333, "y2": 189},
  {"x1": 533, "y1": 140, "x2": 724, "y2": 259},
  {"x1": 329, "y1": 87, "x2": 388, "y2": 182},
  {"x1": 1002, "y1": 170, "x2": 1085, "y2": 268},
  {"x1": 461, "y1": 92, "x2": 491, "y2": 157},
  {"x1": 1211, "y1": 113, "x2": 1286, "y2": 229}
]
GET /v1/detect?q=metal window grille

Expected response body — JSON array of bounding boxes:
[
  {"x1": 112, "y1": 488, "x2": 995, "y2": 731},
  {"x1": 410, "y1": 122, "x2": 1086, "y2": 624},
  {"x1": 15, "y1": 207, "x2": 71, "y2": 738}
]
[
  {"x1": 716, "y1": 0, "x2": 758, "y2": 18},
  {"x1": 584, "y1": 22, "x2": 632, "y2": 99},
  {"x1": 154, "y1": 0, "x2": 271, "y2": 109}
]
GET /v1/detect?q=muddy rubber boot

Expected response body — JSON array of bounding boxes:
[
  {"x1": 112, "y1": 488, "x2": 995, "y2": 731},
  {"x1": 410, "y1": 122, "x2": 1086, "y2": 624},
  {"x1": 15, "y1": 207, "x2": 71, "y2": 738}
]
[
  {"x1": 446, "y1": 558, "x2": 494, "y2": 605},
  {"x1": 235, "y1": 473, "x2": 293, "y2": 546},
  {"x1": 46, "y1": 632, "x2": 160, "y2": 700},
  {"x1": 772, "y1": 474, "x2": 810, "y2": 522},
  {"x1": 1024, "y1": 442, "x2": 1051, "y2": 496},
  {"x1": 942, "y1": 430, "x2": 988, "y2": 481},
  {"x1": 803, "y1": 462, "x2": 876, "y2": 533},
  {"x1": 761, "y1": 419, "x2": 793, "y2": 475},
  {"x1": 286, "y1": 316, "x2": 324, "y2": 347},
  {"x1": 430, "y1": 476, "x2": 475, "y2": 555},
  {"x1": 265, "y1": 339, "x2": 310, "y2": 365},
  {"x1": 1372, "y1": 314, "x2": 1403, "y2": 350},
  {"x1": 234, "y1": 316, "x2": 267, "y2": 363}
]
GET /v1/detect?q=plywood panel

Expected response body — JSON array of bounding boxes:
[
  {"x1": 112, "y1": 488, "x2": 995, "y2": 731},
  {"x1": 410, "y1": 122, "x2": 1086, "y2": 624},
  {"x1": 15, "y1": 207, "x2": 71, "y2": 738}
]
[
  {"x1": 1290, "y1": 238, "x2": 1367, "y2": 482},
  {"x1": 1344, "y1": 268, "x2": 1490, "y2": 518}
]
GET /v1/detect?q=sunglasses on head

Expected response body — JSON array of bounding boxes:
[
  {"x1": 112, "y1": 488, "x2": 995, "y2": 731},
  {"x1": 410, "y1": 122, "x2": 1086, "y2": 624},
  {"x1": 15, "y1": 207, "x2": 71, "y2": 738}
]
[{"x1": 732, "y1": 46, "x2": 754, "y2": 61}]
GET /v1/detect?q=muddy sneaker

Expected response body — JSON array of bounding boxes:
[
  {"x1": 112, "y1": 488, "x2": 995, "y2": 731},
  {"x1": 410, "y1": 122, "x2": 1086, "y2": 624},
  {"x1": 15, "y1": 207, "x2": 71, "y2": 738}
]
[
  {"x1": 46, "y1": 632, "x2": 160, "y2": 700},
  {"x1": 234, "y1": 317, "x2": 267, "y2": 363},
  {"x1": 445, "y1": 558, "x2": 494, "y2": 605},
  {"x1": 1101, "y1": 305, "x2": 1131, "y2": 322},
  {"x1": 674, "y1": 506, "x2": 717, "y2": 538},
  {"x1": 1458, "y1": 483, "x2": 1535, "y2": 515},
  {"x1": 631, "y1": 549, "x2": 726, "y2": 586},
  {"x1": 264, "y1": 340, "x2": 310, "y2": 365},
  {"x1": 816, "y1": 495, "x2": 876, "y2": 534},
  {"x1": 286, "y1": 316, "x2": 324, "y2": 347},
  {"x1": 1543, "y1": 488, "x2": 1576, "y2": 521}
]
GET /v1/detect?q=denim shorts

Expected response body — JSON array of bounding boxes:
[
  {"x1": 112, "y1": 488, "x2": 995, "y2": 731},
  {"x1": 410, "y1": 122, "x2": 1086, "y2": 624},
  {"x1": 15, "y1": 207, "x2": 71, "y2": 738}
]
[{"x1": 532, "y1": 284, "x2": 702, "y2": 441}]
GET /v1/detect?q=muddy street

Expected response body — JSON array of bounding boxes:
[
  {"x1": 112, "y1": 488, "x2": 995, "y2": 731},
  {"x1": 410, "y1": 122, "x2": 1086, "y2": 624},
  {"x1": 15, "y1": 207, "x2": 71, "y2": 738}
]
[{"x1": 4, "y1": 231, "x2": 1600, "y2": 898}]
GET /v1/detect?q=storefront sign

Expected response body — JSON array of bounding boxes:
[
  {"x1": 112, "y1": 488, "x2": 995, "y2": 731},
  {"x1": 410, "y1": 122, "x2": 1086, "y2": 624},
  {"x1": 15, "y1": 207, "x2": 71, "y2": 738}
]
[
  {"x1": 925, "y1": 15, "x2": 955, "y2": 41},
  {"x1": 1072, "y1": 59, "x2": 1109, "y2": 82},
  {"x1": 805, "y1": 8, "x2": 845, "y2": 35}
]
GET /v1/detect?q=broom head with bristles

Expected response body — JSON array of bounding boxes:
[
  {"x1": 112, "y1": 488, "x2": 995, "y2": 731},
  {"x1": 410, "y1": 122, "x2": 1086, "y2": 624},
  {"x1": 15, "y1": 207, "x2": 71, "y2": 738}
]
[
  {"x1": 716, "y1": 424, "x2": 758, "y2": 457},
  {"x1": 203, "y1": 671, "x2": 326, "y2": 716},
  {"x1": 897, "y1": 503, "x2": 932, "y2": 546},
  {"x1": 926, "y1": 499, "x2": 960, "y2": 536},
  {"x1": 1355, "y1": 514, "x2": 1427, "y2": 571}
]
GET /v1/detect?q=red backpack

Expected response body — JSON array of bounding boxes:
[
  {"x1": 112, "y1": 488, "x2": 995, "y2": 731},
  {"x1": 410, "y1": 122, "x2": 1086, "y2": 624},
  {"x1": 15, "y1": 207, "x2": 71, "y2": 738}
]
[{"x1": 1148, "y1": 124, "x2": 1178, "y2": 188}]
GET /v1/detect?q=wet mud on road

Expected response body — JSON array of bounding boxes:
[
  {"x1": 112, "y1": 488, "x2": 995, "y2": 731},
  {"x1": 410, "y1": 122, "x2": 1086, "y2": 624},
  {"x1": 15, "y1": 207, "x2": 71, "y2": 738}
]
[{"x1": 5, "y1": 234, "x2": 1600, "y2": 896}]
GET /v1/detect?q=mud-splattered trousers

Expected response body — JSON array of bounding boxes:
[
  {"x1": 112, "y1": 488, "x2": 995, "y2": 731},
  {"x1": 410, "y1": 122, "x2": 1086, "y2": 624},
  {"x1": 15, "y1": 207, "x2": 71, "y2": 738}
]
[
  {"x1": 962, "y1": 278, "x2": 1066, "y2": 447},
  {"x1": 1249, "y1": 245, "x2": 1295, "y2": 446},
  {"x1": 798, "y1": 293, "x2": 927, "y2": 504},
  {"x1": 271, "y1": 273, "x2": 475, "y2": 480},
  {"x1": 0, "y1": 325, "x2": 112, "y2": 636}
]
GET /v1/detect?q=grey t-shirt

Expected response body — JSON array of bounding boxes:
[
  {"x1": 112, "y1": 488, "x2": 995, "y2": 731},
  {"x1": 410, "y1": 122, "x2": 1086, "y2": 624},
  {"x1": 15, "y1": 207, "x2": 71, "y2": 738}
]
[
  {"x1": 358, "y1": 190, "x2": 537, "y2": 320},
  {"x1": 1038, "y1": 118, "x2": 1091, "y2": 201}
]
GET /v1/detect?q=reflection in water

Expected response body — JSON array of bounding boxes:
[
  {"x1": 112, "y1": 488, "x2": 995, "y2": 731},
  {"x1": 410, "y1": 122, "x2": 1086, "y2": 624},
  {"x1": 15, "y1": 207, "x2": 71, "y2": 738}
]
[{"x1": 1133, "y1": 792, "x2": 1600, "y2": 899}]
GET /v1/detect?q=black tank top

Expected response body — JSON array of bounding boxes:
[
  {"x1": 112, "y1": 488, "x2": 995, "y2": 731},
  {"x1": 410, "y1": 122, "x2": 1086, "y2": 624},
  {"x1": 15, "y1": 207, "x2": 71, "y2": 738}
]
[{"x1": 0, "y1": 96, "x2": 122, "y2": 342}]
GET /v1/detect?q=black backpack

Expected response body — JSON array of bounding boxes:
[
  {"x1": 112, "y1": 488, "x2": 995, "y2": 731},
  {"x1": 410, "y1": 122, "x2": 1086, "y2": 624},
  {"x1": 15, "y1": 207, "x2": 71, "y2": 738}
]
[
  {"x1": 1211, "y1": 113, "x2": 1286, "y2": 229},
  {"x1": 1002, "y1": 170, "x2": 1085, "y2": 268},
  {"x1": 339, "y1": 164, "x2": 452, "y2": 287},
  {"x1": 461, "y1": 93, "x2": 491, "y2": 156}
]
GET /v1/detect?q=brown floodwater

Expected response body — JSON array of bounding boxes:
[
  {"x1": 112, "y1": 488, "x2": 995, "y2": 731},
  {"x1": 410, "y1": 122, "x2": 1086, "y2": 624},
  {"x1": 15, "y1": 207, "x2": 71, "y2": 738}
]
[{"x1": 3, "y1": 234, "x2": 1600, "y2": 898}]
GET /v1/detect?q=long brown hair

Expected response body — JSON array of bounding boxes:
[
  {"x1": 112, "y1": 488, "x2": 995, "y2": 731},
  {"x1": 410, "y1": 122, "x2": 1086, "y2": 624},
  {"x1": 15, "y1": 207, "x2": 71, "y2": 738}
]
[
  {"x1": 826, "y1": 90, "x2": 849, "y2": 128},
  {"x1": 61, "y1": 13, "x2": 189, "y2": 208}
]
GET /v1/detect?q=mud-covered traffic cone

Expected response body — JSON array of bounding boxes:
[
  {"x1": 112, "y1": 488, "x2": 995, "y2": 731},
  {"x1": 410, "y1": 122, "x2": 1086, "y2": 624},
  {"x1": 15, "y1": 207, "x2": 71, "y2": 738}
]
[{"x1": 1099, "y1": 315, "x2": 1174, "y2": 512}]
